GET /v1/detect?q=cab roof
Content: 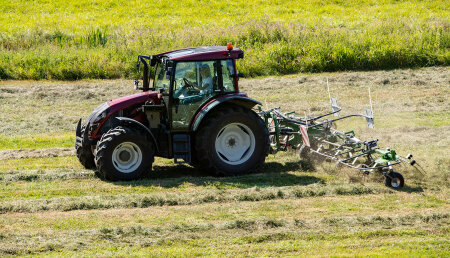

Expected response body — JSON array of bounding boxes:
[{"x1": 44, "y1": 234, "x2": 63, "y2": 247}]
[{"x1": 157, "y1": 46, "x2": 244, "y2": 61}]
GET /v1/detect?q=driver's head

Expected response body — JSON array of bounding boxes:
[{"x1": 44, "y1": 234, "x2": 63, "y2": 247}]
[{"x1": 200, "y1": 65, "x2": 211, "y2": 77}]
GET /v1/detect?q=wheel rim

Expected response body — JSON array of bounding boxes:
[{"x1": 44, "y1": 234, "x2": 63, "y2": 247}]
[
  {"x1": 111, "y1": 142, "x2": 143, "y2": 173},
  {"x1": 215, "y1": 123, "x2": 256, "y2": 165},
  {"x1": 391, "y1": 177, "x2": 400, "y2": 188}
]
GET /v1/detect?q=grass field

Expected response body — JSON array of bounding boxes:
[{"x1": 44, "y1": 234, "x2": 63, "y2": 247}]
[
  {"x1": 0, "y1": 0, "x2": 449, "y2": 79},
  {"x1": 0, "y1": 67, "x2": 448, "y2": 256}
]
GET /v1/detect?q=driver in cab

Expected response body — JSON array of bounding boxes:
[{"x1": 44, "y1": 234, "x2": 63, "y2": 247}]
[
  {"x1": 174, "y1": 64, "x2": 213, "y2": 100},
  {"x1": 198, "y1": 64, "x2": 212, "y2": 94}
]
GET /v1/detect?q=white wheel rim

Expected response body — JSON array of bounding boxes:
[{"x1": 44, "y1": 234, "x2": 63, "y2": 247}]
[
  {"x1": 391, "y1": 177, "x2": 400, "y2": 188},
  {"x1": 111, "y1": 142, "x2": 143, "y2": 173},
  {"x1": 215, "y1": 123, "x2": 255, "y2": 165}
]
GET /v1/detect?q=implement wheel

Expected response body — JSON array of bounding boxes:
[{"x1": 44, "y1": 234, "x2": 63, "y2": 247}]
[
  {"x1": 384, "y1": 171, "x2": 404, "y2": 189},
  {"x1": 95, "y1": 126, "x2": 154, "y2": 181},
  {"x1": 195, "y1": 106, "x2": 269, "y2": 176}
]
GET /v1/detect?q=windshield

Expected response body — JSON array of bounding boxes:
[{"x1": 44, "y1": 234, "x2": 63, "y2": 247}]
[{"x1": 154, "y1": 62, "x2": 170, "y2": 92}]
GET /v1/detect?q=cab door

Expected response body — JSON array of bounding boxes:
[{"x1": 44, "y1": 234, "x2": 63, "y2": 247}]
[{"x1": 171, "y1": 61, "x2": 219, "y2": 132}]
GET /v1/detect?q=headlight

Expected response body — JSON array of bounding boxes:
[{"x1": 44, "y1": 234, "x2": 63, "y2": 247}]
[
  {"x1": 93, "y1": 109, "x2": 109, "y2": 123},
  {"x1": 87, "y1": 102, "x2": 110, "y2": 124}
]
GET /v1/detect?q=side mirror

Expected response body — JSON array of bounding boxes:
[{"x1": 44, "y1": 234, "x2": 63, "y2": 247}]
[
  {"x1": 149, "y1": 56, "x2": 157, "y2": 66},
  {"x1": 165, "y1": 67, "x2": 173, "y2": 80},
  {"x1": 235, "y1": 72, "x2": 244, "y2": 81}
]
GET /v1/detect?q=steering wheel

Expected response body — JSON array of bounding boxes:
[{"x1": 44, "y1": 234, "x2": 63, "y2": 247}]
[{"x1": 183, "y1": 78, "x2": 195, "y2": 89}]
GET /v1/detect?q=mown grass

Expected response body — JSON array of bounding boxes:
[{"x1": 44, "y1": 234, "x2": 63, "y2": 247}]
[
  {"x1": 1, "y1": 210, "x2": 448, "y2": 255},
  {"x1": 0, "y1": 0, "x2": 448, "y2": 79},
  {"x1": 0, "y1": 69, "x2": 448, "y2": 255}
]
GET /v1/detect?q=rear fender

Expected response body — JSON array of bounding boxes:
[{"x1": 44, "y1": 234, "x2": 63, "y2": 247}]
[
  {"x1": 114, "y1": 117, "x2": 159, "y2": 153},
  {"x1": 190, "y1": 96, "x2": 262, "y2": 131}
]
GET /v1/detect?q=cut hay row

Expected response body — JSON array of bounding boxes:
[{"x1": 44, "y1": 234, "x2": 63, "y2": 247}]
[{"x1": 1, "y1": 210, "x2": 448, "y2": 255}]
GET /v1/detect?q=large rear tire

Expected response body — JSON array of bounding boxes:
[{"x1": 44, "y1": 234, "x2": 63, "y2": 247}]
[
  {"x1": 75, "y1": 125, "x2": 96, "y2": 169},
  {"x1": 195, "y1": 106, "x2": 269, "y2": 176},
  {"x1": 95, "y1": 126, "x2": 154, "y2": 181}
]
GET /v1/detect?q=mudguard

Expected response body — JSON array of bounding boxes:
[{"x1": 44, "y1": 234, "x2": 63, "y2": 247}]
[
  {"x1": 114, "y1": 117, "x2": 159, "y2": 153},
  {"x1": 190, "y1": 95, "x2": 262, "y2": 131},
  {"x1": 75, "y1": 118, "x2": 84, "y2": 148},
  {"x1": 76, "y1": 119, "x2": 82, "y2": 137}
]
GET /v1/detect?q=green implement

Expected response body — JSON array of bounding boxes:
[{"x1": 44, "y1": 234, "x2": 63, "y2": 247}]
[{"x1": 258, "y1": 98, "x2": 424, "y2": 189}]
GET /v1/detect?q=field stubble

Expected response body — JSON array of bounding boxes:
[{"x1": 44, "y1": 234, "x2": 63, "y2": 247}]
[{"x1": 0, "y1": 67, "x2": 449, "y2": 255}]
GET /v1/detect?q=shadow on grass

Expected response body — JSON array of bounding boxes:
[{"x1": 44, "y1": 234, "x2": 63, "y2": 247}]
[
  {"x1": 395, "y1": 185, "x2": 425, "y2": 193},
  {"x1": 109, "y1": 161, "x2": 322, "y2": 189}
]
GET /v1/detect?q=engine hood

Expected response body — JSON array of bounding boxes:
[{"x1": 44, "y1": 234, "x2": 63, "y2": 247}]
[{"x1": 108, "y1": 91, "x2": 159, "y2": 114}]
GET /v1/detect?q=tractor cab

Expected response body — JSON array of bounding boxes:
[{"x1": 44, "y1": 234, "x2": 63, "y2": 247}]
[
  {"x1": 76, "y1": 45, "x2": 269, "y2": 181},
  {"x1": 135, "y1": 45, "x2": 244, "y2": 131}
]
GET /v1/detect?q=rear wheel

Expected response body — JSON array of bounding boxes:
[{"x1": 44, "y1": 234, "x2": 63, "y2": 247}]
[
  {"x1": 195, "y1": 106, "x2": 269, "y2": 176},
  {"x1": 75, "y1": 125, "x2": 96, "y2": 169},
  {"x1": 95, "y1": 126, "x2": 154, "y2": 181}
]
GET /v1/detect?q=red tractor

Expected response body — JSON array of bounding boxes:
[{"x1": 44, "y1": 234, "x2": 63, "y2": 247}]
[{"x1": 75, "y1": 45, "x2": 270, "y2": 180}]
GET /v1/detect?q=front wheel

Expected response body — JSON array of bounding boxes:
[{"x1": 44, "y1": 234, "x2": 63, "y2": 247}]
[
  {"x1": 95, "y1": 126, "x2": 154, "y2": 181},
  {"x1": 195, "y1": 106, "x2": 269, "y2": 176},
  {"x1": 75, "y1": 125, "x2": 96, "y2": 169}
]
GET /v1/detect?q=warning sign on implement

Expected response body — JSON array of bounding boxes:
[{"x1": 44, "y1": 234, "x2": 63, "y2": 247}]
[{"x1": 300, "y1": 125, "x2": 310, "y2": 147}]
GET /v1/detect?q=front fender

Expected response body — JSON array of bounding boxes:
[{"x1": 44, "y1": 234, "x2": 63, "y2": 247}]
[
  {"x1": 190, "y1": 95, "x2": 262, "y2": 131},
  {"x1": 115, "y1": 117, "x2": 159, "y2": 153}
]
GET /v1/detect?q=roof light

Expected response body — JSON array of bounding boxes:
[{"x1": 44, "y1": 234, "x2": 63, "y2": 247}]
[{"x1": 227, "y1": 42, "x2": 233, "y2": 51}]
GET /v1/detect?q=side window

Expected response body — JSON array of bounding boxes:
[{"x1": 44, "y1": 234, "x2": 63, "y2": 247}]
[
  {"x1": 154, "y1": 64, "x2": 170, "y2": 91},
  {"x1": 221, "y1": 59, "x2": 236, "y2": 92}
]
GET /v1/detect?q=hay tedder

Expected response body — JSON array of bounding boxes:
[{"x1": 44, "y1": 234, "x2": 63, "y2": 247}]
[{"x1": 258, "y1": 91, "x2": 425, "y2": 189}]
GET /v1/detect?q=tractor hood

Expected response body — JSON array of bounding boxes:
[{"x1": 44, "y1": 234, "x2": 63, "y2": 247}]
[
  {"x1": 108, "y1": 91, "x2": 158, "y2": 114},
  {"x1": 83, "y1": 91, "x2": 159, "y2": 140}
]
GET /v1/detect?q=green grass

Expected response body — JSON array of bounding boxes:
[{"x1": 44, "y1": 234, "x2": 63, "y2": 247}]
[
  {"x1": 0, "y1": 0, "x2": 448, "y2": 79},
  {"x1": 0, "y1": 156, "x2": 81, "y2": 171},
  {"x1": 0, "y1": 132, "x2": 74, "y2": 150}
]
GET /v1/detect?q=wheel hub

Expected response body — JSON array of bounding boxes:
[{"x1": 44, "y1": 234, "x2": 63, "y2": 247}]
[
  {"x1": 111, "y1": 142, "x2": 143, "y2": 173},
  {"x1": 215, "y1": 123, "x2": 256, "y2": 165},
  {"x1": 119, "y1": 150, "x2": 131, "y2": 162},
  {"x1": 391, "y1": 178, "x2": 400, "y2": 188}
]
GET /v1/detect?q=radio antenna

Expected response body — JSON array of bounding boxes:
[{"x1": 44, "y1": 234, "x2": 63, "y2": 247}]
[{"x1": 327, "y1": 78, "x2": 332, "y2": 104}]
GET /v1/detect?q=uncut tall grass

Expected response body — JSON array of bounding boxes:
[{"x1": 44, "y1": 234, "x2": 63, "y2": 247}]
[{"x1": 0, "y1": 0, "x2": 448, "y2": 80}]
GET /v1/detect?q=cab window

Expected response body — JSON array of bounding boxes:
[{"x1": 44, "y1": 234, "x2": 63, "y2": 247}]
[
  {"x1": 171, "y1": 61, "x2": 217, "y2": 130},
  {"x1": 221, "y1": 59, "x2": 236, "y2": 92},
  {"x1": 154, "y1": 63, "x2": 170, "y2": 92}
]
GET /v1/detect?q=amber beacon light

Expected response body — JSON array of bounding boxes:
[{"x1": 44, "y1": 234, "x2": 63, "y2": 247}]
[{"x1": 227, "y1": 42, "x2": 233, "y2": 51}]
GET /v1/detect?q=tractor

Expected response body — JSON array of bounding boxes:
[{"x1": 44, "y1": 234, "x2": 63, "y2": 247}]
[{"x1": 75, "y1": 44, "x2": 270, "y2": 180}]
